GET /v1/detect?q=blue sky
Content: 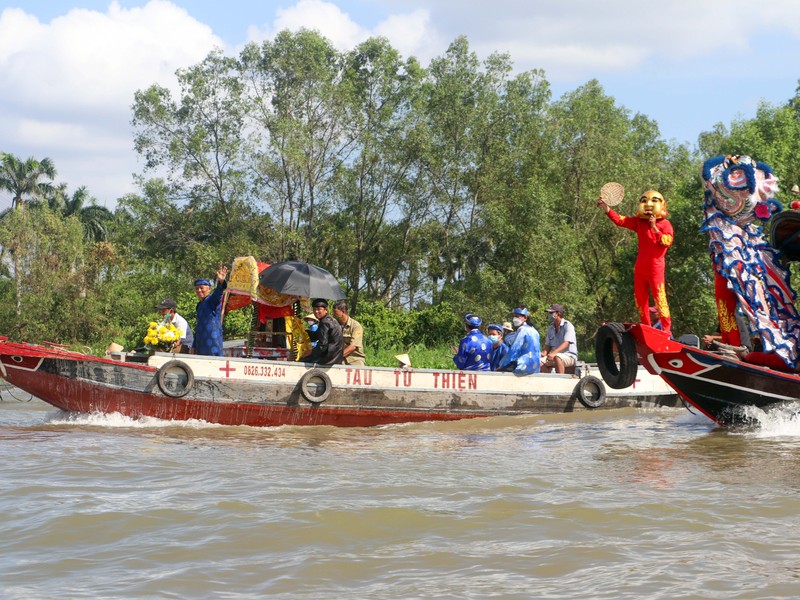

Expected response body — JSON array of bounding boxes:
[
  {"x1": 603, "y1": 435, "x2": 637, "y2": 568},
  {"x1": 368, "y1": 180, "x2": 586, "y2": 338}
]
[{"x1": 2, "y1": 0, "x2": 799, "y2": 209}]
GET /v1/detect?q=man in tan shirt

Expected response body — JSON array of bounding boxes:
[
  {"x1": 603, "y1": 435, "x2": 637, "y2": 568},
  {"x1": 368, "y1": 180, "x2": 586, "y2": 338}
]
[{"x1": 332, "y1": 300, "x2": 366, "y2": 366}]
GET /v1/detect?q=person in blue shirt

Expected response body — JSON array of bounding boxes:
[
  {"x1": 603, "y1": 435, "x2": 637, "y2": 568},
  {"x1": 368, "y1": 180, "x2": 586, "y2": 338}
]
[
  {"x1": 649, "y1": 306, "x2": 663, "y2": 330},
  {"x1": 453, "y1": 313, "x2": 491, "y2": 371},
  {"x1": 498, "y1": 307, "x2": 541, "y2": 374},
  {"x1": 193, "y1": 265, "x2": 228, "y2": 356},
  {"x1": 304, "y1": 314, "x2": 319, "y2": 348},
  {"x1": 487, "y1": 324, "x2": 509, "y2": 371}
]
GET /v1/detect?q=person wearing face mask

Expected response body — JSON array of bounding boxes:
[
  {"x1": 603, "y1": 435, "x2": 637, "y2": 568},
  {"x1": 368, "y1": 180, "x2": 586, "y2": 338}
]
[
  {"x1": 497, "y1": 307, "x2": 541, "y2": 374},
  {"x1": 541, "y1": 304, "x2": 578, "y2": 374},
  {"x1": 487, "y1": 324, "x2": 508, "y2": 371},
  {"x1": 598, "y1": 189, "x2": 673, "y2": 337},
  {"x1": 156, "y1": 298, "x2": 193, "y2": 353}
]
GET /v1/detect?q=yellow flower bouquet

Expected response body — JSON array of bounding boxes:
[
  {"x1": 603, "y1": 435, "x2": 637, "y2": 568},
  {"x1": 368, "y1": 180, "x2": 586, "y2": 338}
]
[{"x1": 143, "y1": 320, "x2": 180, "y2": 352}]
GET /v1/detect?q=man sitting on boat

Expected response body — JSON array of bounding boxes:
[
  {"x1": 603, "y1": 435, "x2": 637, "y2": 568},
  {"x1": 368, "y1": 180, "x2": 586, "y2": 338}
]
[
  {"x1": 487, "y1": 324, "x2": 508, "y2": 371},
  {"x1": 497, "y1": 307, "x2": 541, "y2": 374},
  {"x1": 541, "y1": 304, "x2": 578, "y2": 374},
  {"x1": 303, "y1": 299, "x2": 344, "y2": 365},
  {"x1": 332, "y1": 300, "x2": 366, "y2": 366},
  {"x1": 453, "y1": 314, "x2": 491, "y2": 371}
]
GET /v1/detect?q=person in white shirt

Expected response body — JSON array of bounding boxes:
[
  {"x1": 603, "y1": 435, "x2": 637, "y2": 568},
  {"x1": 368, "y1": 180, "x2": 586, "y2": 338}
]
[
  {"x1": 541, "y1": 303, "x2": 578, "y2": 374},
  {"x1": 156, "y1": 298, "x2": 194, "y2": 352}
]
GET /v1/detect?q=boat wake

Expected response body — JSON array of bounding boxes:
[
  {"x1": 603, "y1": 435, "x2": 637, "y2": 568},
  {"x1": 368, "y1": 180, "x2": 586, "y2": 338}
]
[{"x1": 43, "y1": 410, "x2": 224, "y2": 430}]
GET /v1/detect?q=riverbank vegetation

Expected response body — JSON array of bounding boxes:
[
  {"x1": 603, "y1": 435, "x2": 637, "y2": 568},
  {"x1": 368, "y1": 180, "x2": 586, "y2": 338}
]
[{"x1": 2, "y1": 31, "x2": 800, "y2": 363}]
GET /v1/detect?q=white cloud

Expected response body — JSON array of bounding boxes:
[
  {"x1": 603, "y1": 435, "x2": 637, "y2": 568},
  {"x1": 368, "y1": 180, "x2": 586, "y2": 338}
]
[
  {"x1": 246, "y1": 0, "x2": 441, "y2": 62},
  {"x1": 374, "y1": 9, "x2": 441, "y2": 63},
  {"x1": 0, "y1": 1, "x2": 223, "y2": 206},
  {"x1": 247, "y1": 0, "x2": 367, "y2": 49},
  {"x1": 402, "y1": 0, "x2": 800, "y2": 78}
]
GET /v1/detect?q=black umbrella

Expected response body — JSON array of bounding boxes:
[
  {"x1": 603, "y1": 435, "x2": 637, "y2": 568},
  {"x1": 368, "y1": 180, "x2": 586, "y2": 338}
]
[{"x1": 258, "y1": 260, "x2": 346, "y2": 300}]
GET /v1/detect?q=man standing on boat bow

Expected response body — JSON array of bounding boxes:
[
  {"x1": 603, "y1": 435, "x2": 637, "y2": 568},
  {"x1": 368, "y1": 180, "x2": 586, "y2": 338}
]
[
  {"x1": 598, "y1": 190, "x2": 673, "y2": 337},
  {"x1": 193, "y1": 265, "x2": 228, "y2": 357}
]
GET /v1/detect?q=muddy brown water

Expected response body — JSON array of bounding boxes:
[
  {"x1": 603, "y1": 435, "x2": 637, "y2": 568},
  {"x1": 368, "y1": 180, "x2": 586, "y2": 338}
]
[{"x1": 2, "y1": 393, "x2": 800, "y2": 599}]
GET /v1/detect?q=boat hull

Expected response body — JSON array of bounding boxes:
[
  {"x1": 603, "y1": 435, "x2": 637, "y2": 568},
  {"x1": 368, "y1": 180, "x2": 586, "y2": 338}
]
[
  {"x1": 0, "y1": 338, "x2": 680, "y2": 428},
  {"x1": 609, "y1": 323, "x2": 800, "y2": 426}
]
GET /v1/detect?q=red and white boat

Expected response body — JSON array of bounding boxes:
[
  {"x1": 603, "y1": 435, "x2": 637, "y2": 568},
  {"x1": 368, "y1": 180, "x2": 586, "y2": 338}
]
[
  {"x1": 595, "y1": 322, "x2": 800, "y2": 426},
  {"x1": 0, "y1": 335, "x2": 679, "y2": 428}
]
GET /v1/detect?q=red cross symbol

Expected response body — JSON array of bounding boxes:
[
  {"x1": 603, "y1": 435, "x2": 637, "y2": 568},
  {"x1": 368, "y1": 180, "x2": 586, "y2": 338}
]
[{"x1": 219, "y1": 360, "x2": 236, "y2": 378}]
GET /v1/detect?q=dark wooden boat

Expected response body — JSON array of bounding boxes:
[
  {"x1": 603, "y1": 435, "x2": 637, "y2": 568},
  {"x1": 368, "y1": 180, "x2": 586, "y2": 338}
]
[
  {"x1": 595, "y1": 322, "x2": 800, "y2": 426},
  {"x1": 0, "y1": 336, "x2": 679, "y2": 428}
]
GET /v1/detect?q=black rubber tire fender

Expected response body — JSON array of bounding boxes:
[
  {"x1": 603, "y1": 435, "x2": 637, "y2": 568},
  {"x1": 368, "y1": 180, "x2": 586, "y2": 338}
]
[
  {"x1": 595, "y1": 322, "x2": 638, "y2": 389},
  {"x1": 156, "y1": 359, "x2": 195, "y2": 398},
  {"x1": 298, "y1": 368, "x2": 332, "y2": 404},
  {"x1": 575, "y1": 375, "x2": 606, "y2": 408}
]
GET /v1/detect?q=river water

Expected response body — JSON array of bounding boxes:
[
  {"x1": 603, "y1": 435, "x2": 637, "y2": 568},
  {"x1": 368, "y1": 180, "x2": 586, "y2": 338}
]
[{"x1": 2, "y1": 390, "x2": 800, "y2": 599}]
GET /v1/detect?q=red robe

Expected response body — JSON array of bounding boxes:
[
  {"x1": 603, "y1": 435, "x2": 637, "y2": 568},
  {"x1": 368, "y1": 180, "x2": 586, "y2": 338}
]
[{"x1": 606, "y1": 209, "x2": 674, "y2": 336}]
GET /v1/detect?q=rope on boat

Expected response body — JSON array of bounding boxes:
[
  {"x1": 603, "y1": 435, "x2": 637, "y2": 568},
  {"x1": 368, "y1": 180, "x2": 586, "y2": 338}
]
[{"x1": 0, "y1": 381, "x2": 34, "y2": 403}]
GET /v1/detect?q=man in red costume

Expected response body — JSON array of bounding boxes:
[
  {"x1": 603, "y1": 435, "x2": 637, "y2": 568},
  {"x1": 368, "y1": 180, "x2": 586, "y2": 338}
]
[{"x1": 598, "y1": 190, "x2": 674, "y2": 336}]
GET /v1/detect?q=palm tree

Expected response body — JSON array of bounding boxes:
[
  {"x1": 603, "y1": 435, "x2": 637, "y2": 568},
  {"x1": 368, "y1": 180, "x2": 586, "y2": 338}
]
[
  {"x1": 0, "y1": 153, "x2": 57, "y2": 211},
  {"x1": 48, "y1": 183, "x2": 113, "y2": 242},
  {"x1": 0, "y1": 153, "x2": 57, "y2": 323}
]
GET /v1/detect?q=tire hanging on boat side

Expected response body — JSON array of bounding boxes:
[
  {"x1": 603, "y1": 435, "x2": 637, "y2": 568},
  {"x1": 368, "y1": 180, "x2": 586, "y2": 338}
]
[
  {"x1": 156, "y1": 360, "x2": 195, "y2": 398},
  {"x1": 595, "y1": 322, "x2": 638, "y2": 389},
  {"x1": 574, "y1": 375, "x2": 606, "y2": 408},
  {"x1": 298, "y1": 369, "x2": 332, "y2": 404}
]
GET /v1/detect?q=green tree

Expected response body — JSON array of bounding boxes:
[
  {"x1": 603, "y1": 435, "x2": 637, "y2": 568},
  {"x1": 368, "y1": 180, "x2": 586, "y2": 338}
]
[
  {"x1": 0, "y1": 207, "x2": 86, "y2": 340},
  {"x1": 329, "y1": 37, "x2": 428, "y2": 311},
  {"x1": 132, "y1": 49, "x2": 249, "y2": 232},
  {"x1": 45, "y1": 184, "x2": 114, "y2": 242},
  {"x1": 699, "y1": 101, "x2": 800, "y2": 192},
  {"x1": 0, "y1": 153, "x2": 56, "y2": 212},
  {"x1": 0, "y1": 152, "x2": 58, "y2": 318},
  {"x1": 241, "y1": 29, "x2": 350, "y2": 261}
]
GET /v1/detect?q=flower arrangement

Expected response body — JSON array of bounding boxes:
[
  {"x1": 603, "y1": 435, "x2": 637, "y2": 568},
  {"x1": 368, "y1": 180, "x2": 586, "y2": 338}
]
[{"x1": 143, "y1": 320, "x2": 181, "y2": 352}]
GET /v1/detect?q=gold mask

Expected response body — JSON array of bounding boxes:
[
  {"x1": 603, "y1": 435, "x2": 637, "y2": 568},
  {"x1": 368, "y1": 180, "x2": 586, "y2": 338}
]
[{"x1": 637, "y1": 190, "x2": 667, "y2": 219}]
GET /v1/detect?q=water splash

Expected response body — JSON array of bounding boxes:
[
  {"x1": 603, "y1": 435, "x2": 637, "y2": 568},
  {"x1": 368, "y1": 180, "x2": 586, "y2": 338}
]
[
  {"x1": 43, "y1": 410, "x2": 223, "y2": 429},
  {"x1": 739, "y1": 403, "x2": 800, "y2": 437}
]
